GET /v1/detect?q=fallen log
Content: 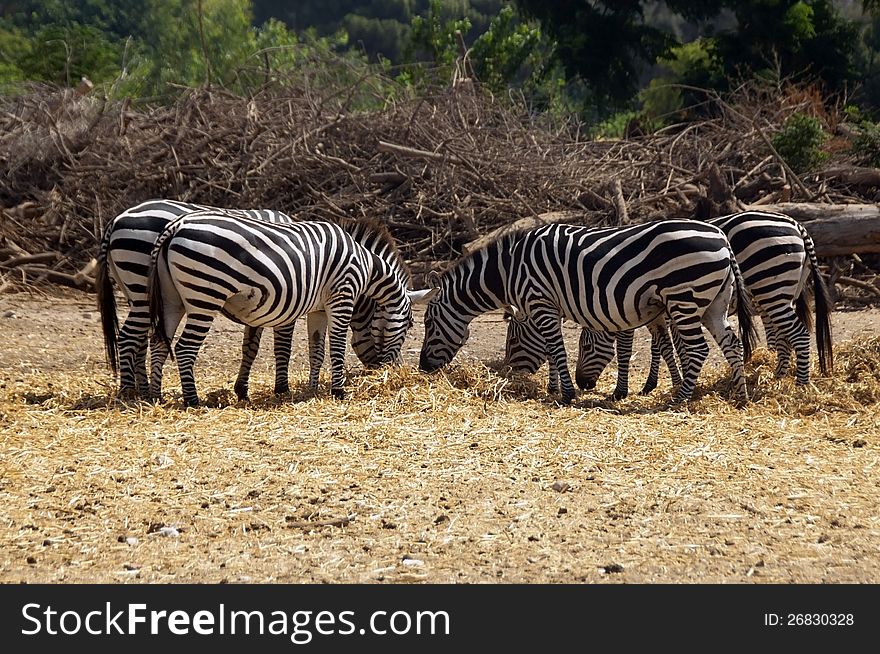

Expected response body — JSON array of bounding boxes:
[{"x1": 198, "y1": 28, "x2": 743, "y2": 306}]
[
  {"x1": 744, "y1": 202, "x2": 880, "y2": 257},
  {"x1": 463, "y1": 210, "x2": 583, "y2": 254},
  {"x1": 815, "y1": 166, "x2": 880, "y2": 188},
  {"x1": 0, "y1": 252, "x2": 61, "y2": 268}
]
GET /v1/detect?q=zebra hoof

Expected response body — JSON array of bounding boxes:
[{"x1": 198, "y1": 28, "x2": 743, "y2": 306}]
[
  {"x1": 331, "y1": 388, "x2": 348, "y2": 400},
  {"x1": 611, "y1": 390, "x2": 628, "y2": 401},
  {"x1": 233, "y1": 384, "x2": 249, "y2": 401},
  {"x1": 274, "y1": 383, "x2": 290, "y2": 395},
  {"x1": 183, "y1": 398, "x2": 200, "y2": 408},
  {"x1": 639, "y1": 384, "x2": 656, "y2": 396},
  {"x1": 559, "y1": 390, "x2": 575, "y2": 405},
  {"x1": 118, "y1": 387, "x2": 140, "y2": 400}
]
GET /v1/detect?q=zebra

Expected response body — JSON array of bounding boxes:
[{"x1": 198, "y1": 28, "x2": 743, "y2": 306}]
[
  {"x1": 420, "y1": 220, "x2": 756, "y2": 404},
  {"x1": 96, "y1": 199, "x2": 408, "y2": 400},
  {"x1": 147, "y1": 211, "x2": 435, "y2": 406},
  {"x1": 503, "y1": 210, "x2": 833, "y2": 398}
]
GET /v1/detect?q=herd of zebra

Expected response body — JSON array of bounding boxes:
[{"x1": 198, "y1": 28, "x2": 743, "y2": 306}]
[{"x1": 95, "y1": 199, "x2": 834, "y2": 407}]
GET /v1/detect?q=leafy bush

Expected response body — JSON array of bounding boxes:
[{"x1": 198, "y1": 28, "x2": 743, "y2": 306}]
[
  {"x1": 594, "y1": 110, "x2": 658, "y2": 139},
  {"x1": 772, "y1": 112, "x2": 829, "y2": 173},
  {"x1": 853, "y1": 120, "x2": 880, "y2": 167}
]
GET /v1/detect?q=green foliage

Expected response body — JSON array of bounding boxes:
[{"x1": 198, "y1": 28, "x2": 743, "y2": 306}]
[
  {"x1": 713, "y1": 1, "x2": 859, "y2": 93},
  {"x1": 513, "y1": 0, "x2": 680, "y2": 112},
  {"x1": 594, "y1": 110, "x2": 640, "y2": 139},
  {"x1": 19, "y1": 23, "x2": 122, "y2": 86},
  {"x1": 638, "y1": 79, "x2": 682, "y2": 125},
  {"x1": 852, "y1": 119, "x2": 880, "y2": 167},
  {"x1": 638, "y1": 39, "x2": 724, "y2": 126},
  {"x1": 469, "y1": 5, "x2": 540, "y2": 92},
  {"x1": 772, "y1": 112, "x2": 829, "y2": 173},
  {"x1": 0, "y1": 23, "x2": 32, "y2": 84},
  {"x1": 661, "y1": 38, "x2": 723, "y2": 89},
  {"x1": 0, "y1": 0, "x2": 876, "y2": 124},
  {"x1": 406, "y1": 0, "x2": 471, "y2": 67}
]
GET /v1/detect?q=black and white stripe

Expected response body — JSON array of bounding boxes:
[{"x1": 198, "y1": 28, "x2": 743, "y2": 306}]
[
  {"x1": 147, "y1": 212, "x2": 434, "y2": 406},
  {"x1": 421, "y1": 220, "x2": 756, "y2": 403},
  {"x1": 96, "y1": 200, "x2": 411, "y2": 400},
  {"x1": 97, "y1": 200, "x2": 293, "y2": 398},
  {"x1": 503, "y1": 211, "x2": 833, "y2": 397}
]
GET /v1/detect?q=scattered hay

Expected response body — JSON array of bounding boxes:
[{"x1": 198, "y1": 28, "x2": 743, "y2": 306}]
[{"x1": 1, "y1": 296, "x2": 878, "y2": 584}]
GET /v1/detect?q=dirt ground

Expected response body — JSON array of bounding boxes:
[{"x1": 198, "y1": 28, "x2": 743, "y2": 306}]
[{"x1": 1, "y1": 289, "x2": 879, "y2": 583}]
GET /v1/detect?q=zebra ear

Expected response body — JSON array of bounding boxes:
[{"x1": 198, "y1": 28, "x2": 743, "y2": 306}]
[
  {"x1": 408, "y1": 287, "x2": 439, "y2": 304},
  {"x1": 426, "y1": 270, "x2": 441, "y2": 288},
  {"x1": 505, "y1": 304, "x2": 522, "y2": 321}
]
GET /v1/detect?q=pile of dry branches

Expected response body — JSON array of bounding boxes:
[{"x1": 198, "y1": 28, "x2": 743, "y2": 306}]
[{"x1": 1, "y1": 76, "x2": 878, "y2": 294}]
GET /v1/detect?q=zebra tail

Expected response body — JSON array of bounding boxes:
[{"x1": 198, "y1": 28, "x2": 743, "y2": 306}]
[
  {"x1": 95, "y1": 225, "x2": 119, "y2": 377},
  {"x1": 147, "y1": 222, "x2": 177, "y2": 362},
  {"x1": 731, "y1": 256, "x2": 757, "y2": 363},
  {"x1": 801, "y1": 225, "x2": 834, "y2": 375}
]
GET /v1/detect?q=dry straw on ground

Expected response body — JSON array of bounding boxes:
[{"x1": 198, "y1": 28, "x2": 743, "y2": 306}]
[{"x1": 1, "y1": 298, "x2": 877, "y2": 583}]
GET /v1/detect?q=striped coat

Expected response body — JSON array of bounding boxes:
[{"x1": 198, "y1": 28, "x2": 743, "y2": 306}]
[
  {"x1": 503, "y1": 211, "x2": 832, "y2": 398},
  {"x1": 421, "y1": 220, "x2": 756, "y2": 403},
  {"x1": 148, "y1": 211, "x2": 434, "y2": 405}
]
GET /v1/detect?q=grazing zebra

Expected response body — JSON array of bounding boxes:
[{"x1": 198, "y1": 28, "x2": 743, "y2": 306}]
[
  {"x1": 503, "y1": 211, "x2": 833, "y2": 398},
  {"x1": 420, "y1": 220, "x2": 756, "y2": 403},
  {"x1": 96, "y1": 199, "x2": 407, "y2": 400},
  {"x1": 148, "y1": 211, "x2": 435, "y2": 406},
  {"x1": 97, "y1": 199, "x2": 293, "y2": 398}
]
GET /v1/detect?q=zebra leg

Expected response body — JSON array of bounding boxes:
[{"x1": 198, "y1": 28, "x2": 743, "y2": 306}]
[
  {"x1": 148, "y1": 331, "x2": 169, "y2": 401},
  {"x1": 233, "y1": 325, "x2": 263, "y2": 401},
  {"x1": 546, "y1": 317, "x2": 562, "y2": 395},
  {"x1": 273, "y1": 323, "x2": 296, "y2": 395},
  {"x1": 547, "y1": 366, "x2": 560, "y2": 396},
  {"x1": 133, "y1": 337, "x2": 149, "y2": 397},
  {"x1": 668, "y1": 314, "x2": 710, "y2": 403},
  {"x1": 325, "y1": 303, "x2": 354, "y2": 400},
  {"x1": 149, "y1": 305, "x2": 185, "y2": 402},
  {"x1": 174, "y1": 313, "x2": 216, "y2": 408},
  {"x1": 763, "y1": 316, "x2": 791, "y2": 378},
  {"x1": 533, "y1": 307, "x2": 576, "y2": 404},
  {"x1": 611, "y1": 330, "x2": 634, "y2": 400},
  {"x1": 642, "y1": 335, "x2": 662, "y2": 396},
  {"x1": 772, "y1": 312, "x2": 811, "y2": 385},
  {"x1": 659, "y1": 334, "x2": 683, "y2": 388},
  {"x1": 702, "y1": 311, "x2": 749, "y2": 402},
  {"x1": 643, "y1": 321, "x2": 682, "y2": 395},
  {"x1": 306, "y1": 311, "x2": 328, "y2": 390},
  {"x1": 117, "y1": 304, "x2": 151, "y2": 398}
]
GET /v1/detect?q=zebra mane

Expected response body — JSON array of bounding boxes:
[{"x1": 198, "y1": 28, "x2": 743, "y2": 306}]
[
  {"x1": 443, "y1": 226, "x2": 529, "y2": 276},
  {"x1": 335, "y1": 216, "x2": 410, "y2": 281}
]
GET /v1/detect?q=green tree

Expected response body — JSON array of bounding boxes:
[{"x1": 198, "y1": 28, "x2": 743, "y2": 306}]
[
  {"x1": 469, "y1": 4, "x2": 541, "y2": 92},
  {"x1": 512, "y1": 0, "x2": 704, "y2": 112},
  {"x1": 713, "y1": 1, "x2": 859, "y2": 92},
  {"x1": 513, "y1": 0, "x2": 860, "y2": 114}
]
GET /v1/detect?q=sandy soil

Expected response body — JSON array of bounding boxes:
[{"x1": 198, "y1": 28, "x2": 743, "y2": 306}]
[{"x1": 0, "y1": 289, "x2": 878, "y2": 584}]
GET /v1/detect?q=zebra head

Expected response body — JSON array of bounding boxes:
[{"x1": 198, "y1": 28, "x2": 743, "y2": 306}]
[
  {"x1": 349, "y1": 297, "x2": 382, "y2": 368},
  {"x1": 502, "y1": 307, "x2": 546, "y2": 374},
  {"x1": 370, "y1": 287, "x2": 438, "y2": 365},
  {"x1": 419, "y1": 272, "x2": 472, "y2": 372},
  {"x1": 575, "y1": 329, "x2": 616, "y2": 390}
]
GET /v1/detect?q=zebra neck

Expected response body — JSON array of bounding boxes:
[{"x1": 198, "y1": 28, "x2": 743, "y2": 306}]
[
  {"x1": 364, "y1": 255, "x2": 401, "y2": 299},
  {"x1": 445, "y1": 242, "x2": 510, "y2": 317}
]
